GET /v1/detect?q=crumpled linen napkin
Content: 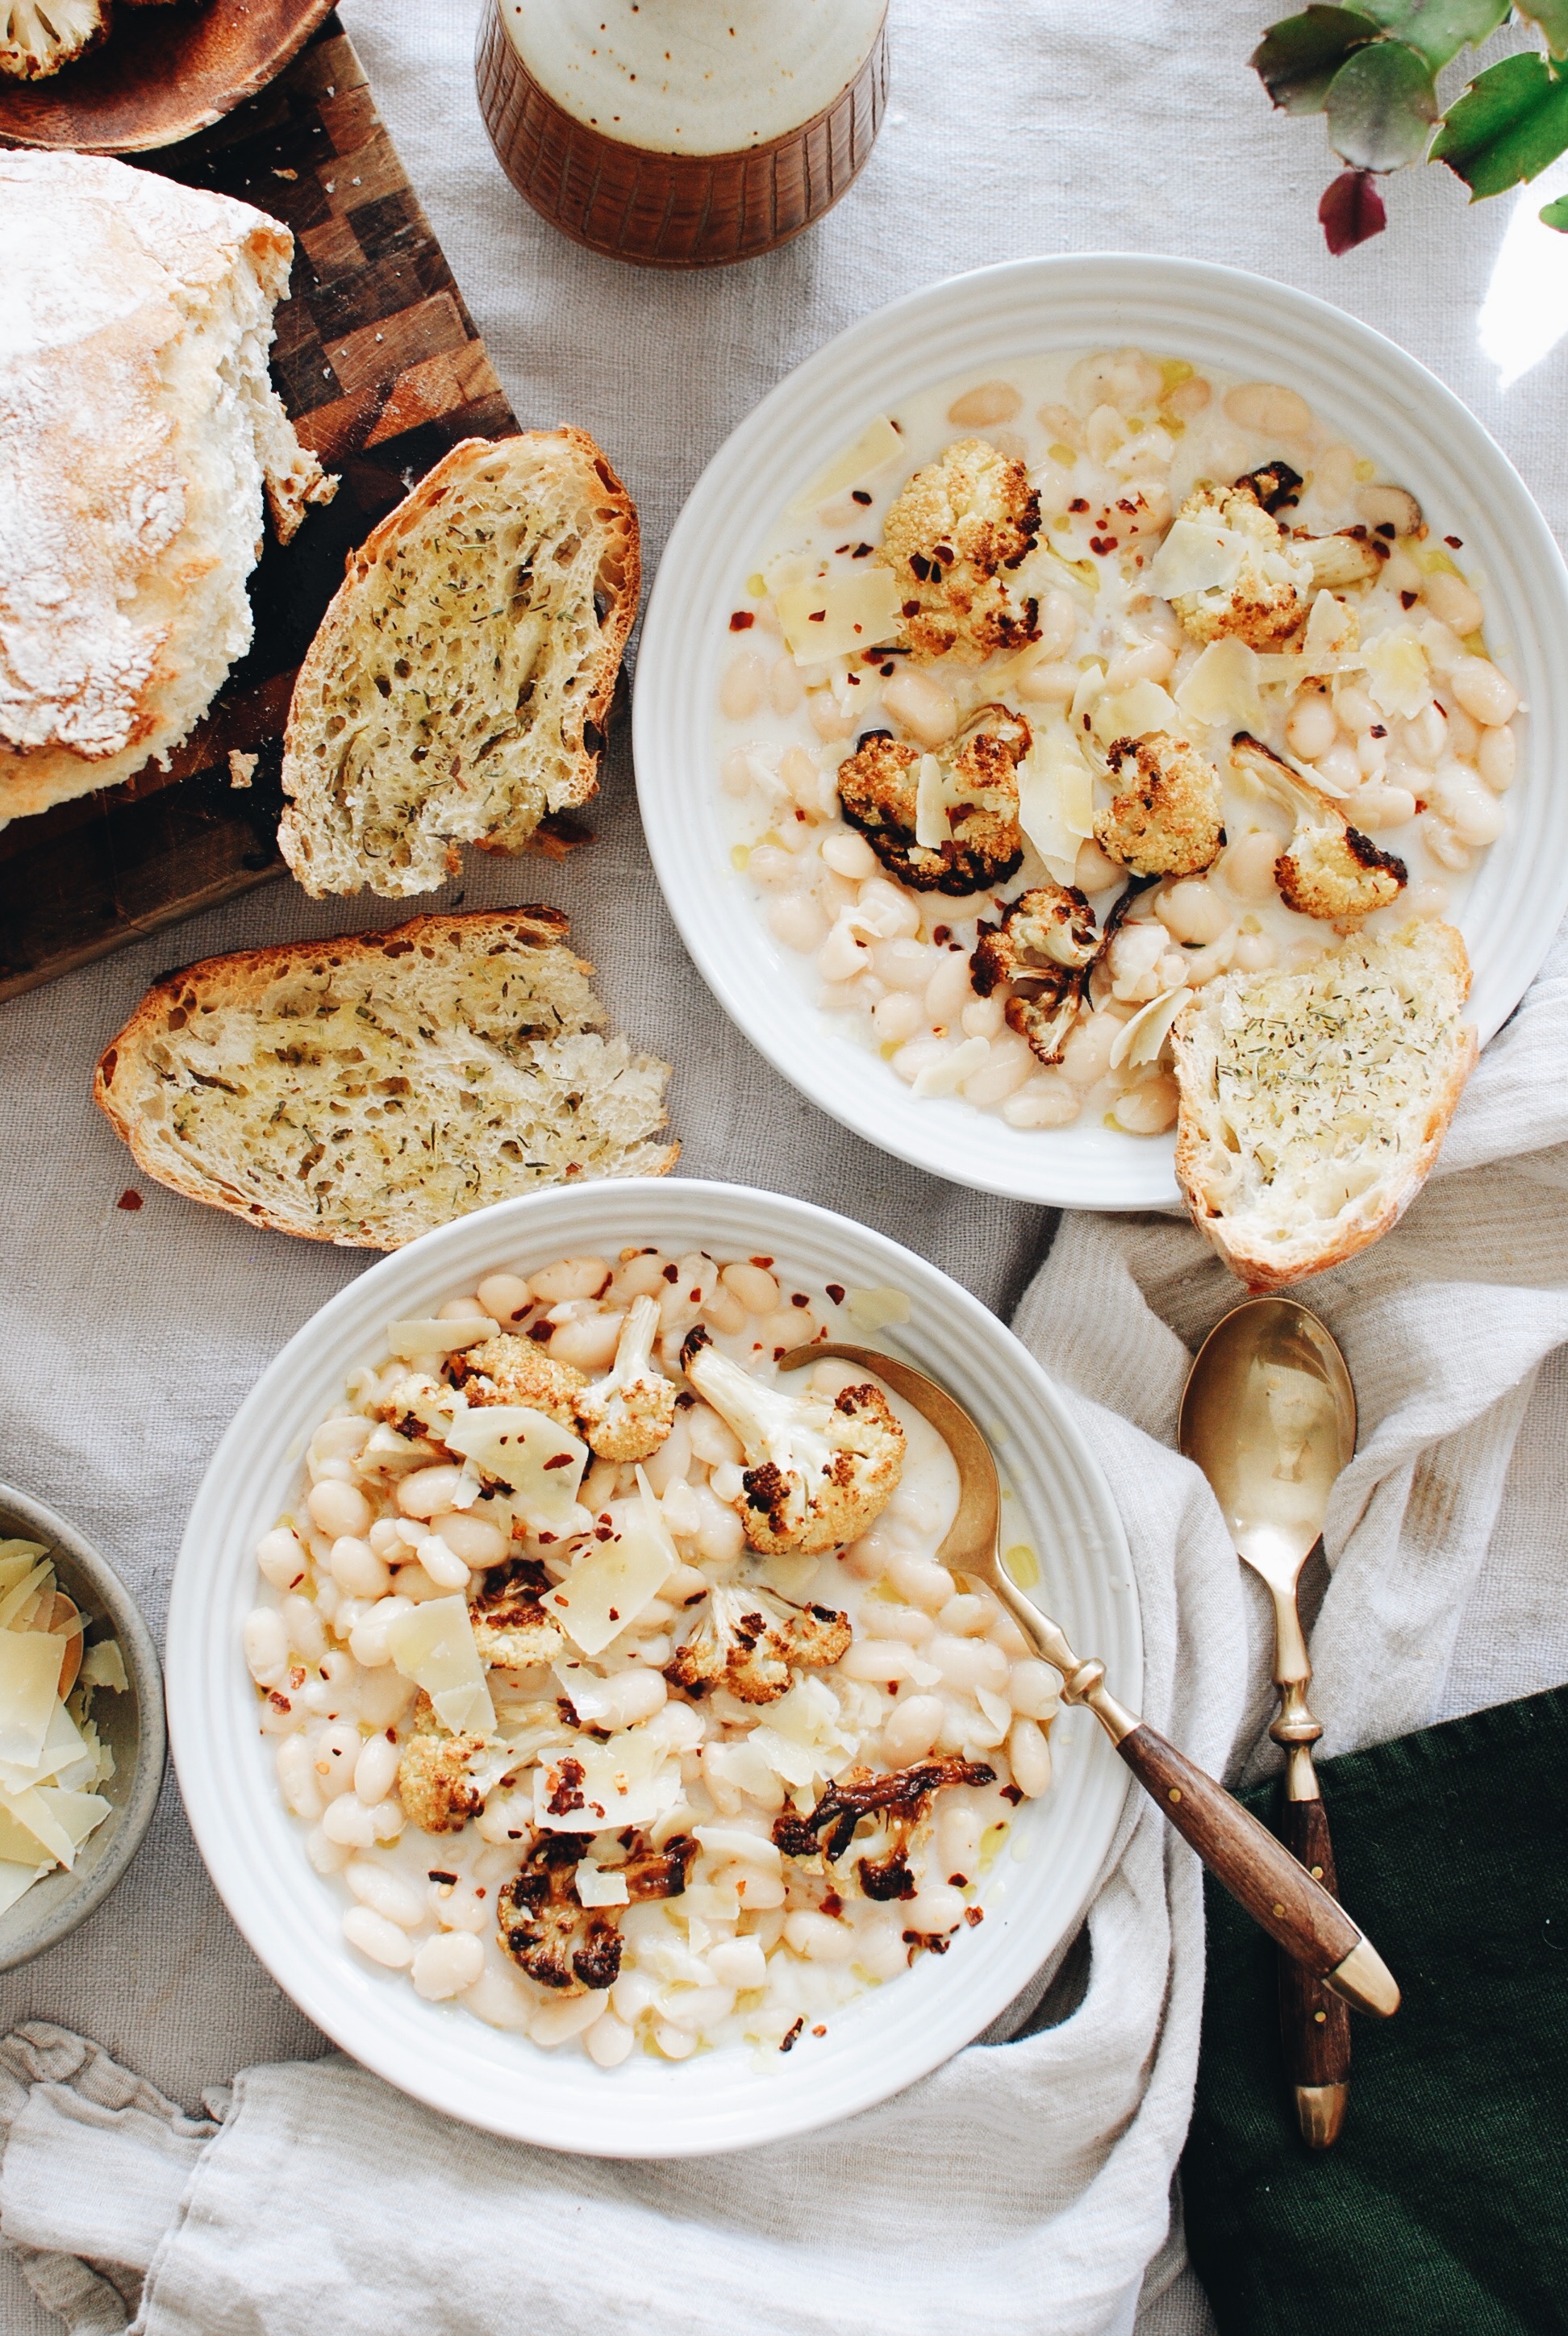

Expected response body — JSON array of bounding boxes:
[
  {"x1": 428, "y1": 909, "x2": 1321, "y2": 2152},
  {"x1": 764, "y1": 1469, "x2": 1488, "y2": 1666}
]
[{"x1": 4, "y1": 928, "x2": 1566, "y2": 2336}]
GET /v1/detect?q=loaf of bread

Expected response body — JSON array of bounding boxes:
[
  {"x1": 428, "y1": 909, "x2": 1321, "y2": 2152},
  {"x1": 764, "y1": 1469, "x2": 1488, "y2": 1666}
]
[
  {"x1": 0, "y1": 151, "x2": 334, "y2": 826},
  {"x1": 1171, "y1": 918, "x2": 1476, "y2": 1290},
  {"x1": 94, "y1": 908, "x2": 677, "y2": 1249},
  {"x1": 277, "y1": 430, "x2": 640, "y2": 899}
]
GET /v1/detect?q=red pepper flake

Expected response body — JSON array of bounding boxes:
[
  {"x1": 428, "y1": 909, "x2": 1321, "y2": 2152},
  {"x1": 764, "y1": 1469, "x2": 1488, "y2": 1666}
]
[
  {"x1": 537, "y1": 1531, "x2": 557, "y2": 1545},
  {"x1": 117, "y1": 1188, "x2": 143, "y2": 1211},
  {"x1": 790, "y1": 1291, "x2": 810, "y2": 1308},
  {"x1": 1400, "y1": 590, "x2": 1418, "y2": 609},
  {"x1": 543, "y1": 1452, "x2": 573, "y2": 1470},
  {"x1": 826, "y1": 1283, "x2": 845, "y2": 1305},
  {"x1": 595, "y1": 1526, "x2": 615, "y2": 1542},
  {"x1": 663, "y1": 1262, "x2": 680, "y2": 1282},
  {"x1": 528, "y1": 1320, "x2": 553, "y2": 1342},
  {"x1": 475, "y1": 1888, "x2": 486, "y2": 1900},
  {"x1": 1069, "y1": 498, "x2": 1090, "y2": 514},
  {"x1": 880, "y1": 660, "x2": 895, "y2": 675},
  {"x1": 808, "y1": 608, "x2": 826, "y2": 624},
  {"x1": 887, "y1": 1680, "x2": 900, "y2": 1696},
  {"x1": 948, "y1": 1872, "x2": 969, "y2": 1888},
  {"x1": 1089, "y1": 536, "x2": 1119, "y2": 556},
  {"x1": 854, "y1": 544, "x2": 874, "y2": 559},
  {"x1": 965, "y1": 1905, "x2": 984, "y2": 1927},
  {"x1": 851, "y1": 490, "x2": 873, "y2": 506},
  {"x1": 1370, "y1": 724, "x2": 1387, "y2": 739},
  {"x1": 427, "y1": 1869, "x2": 458, "y2": 1884},
  {"x1": 750, "y1": 1255, "x2": 774, "y2": 1268},
  {"x1": 607, "y1": 1607, "x2": 619, "y2": 1621},
  {"x1": 1445, "y1": 534, "x2": 1463, "y2": 549},
  {"x1": 834, "y1": 543, "x2": 851, "y2": 555},
  {"x1": 728, "y1": 611, "x2": 755, "y2": 631},
  {"x1": 689, "y1": 1288, "x2": 703, "y2": 1302},
  {"x1": 821, "y1": 1890, "x2": 843, "y2": 1917},
  {"x1": 932, "y1": 925, "x2": 950, "y2": 945},
  {"x1": 386, "y1": 1728, "x2": 398, "y2": 1742},
  {"x1": 779, "y1": 2017, "x2": 805, "y2": 2053},
  {"x1": 902, "y1": 599, "x2": 921, "y2": 618},
  {"x1": 1000, "y1": 1784, "x2": 1024, "y2": 1806},
  {"x1": 812, "y1": 2023, "x2": 828, "y2": 2037}
]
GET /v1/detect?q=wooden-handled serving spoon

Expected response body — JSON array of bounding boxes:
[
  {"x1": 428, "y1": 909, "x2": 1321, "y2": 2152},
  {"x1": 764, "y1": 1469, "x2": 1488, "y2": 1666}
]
[
  {"x1": 1180, "y1": 1298, "x2": 1361, "y2": 2148},
  {"x1": 781, "y1": 1341, "x2": 1399, "y2": 2021}
]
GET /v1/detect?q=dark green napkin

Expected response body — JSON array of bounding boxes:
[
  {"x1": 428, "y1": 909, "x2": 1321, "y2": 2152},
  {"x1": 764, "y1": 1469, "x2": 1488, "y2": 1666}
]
[{"x1": 1182, "y1": 1685, "x2": 1568, "y2": 2336}]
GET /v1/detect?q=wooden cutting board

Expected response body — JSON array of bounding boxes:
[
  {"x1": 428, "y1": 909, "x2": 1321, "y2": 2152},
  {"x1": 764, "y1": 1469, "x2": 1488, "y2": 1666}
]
[{"x1": 0, "y1": 14, "x2": 519, "y2": 1001}]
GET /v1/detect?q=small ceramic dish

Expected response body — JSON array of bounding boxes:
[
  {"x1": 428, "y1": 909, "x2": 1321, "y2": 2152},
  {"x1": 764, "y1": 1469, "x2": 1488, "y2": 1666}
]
[
  {"x1": 632, "y1": 255, "x2": 1568, "y2": 1211},
  {"x1": 168, "y1": 1178, "x2": 1139, "y2": 2156},
  {"x1": 0, "y1": 0, "x2": 335, "y2": 156},
  {"x1": 0, "y1": 1485, "x2": 165, "y2": 1973}
]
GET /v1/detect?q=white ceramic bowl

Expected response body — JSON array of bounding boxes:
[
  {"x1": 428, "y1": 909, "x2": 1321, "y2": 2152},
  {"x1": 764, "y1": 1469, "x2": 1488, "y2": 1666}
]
[
  {"x1": 634, "y1": 256, "x2": 1568, "y2": 1210},
  {"x1": 169, "y1": 1179, "x2": 1137, "y2": 2156}
]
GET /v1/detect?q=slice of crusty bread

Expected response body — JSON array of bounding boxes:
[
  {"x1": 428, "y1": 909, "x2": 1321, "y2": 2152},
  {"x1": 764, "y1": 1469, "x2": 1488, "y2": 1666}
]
[
  {"x1": 277, "y1": 431, "x2": 640, "y2": 899},
  {"x1": 1171, "y1": 918, "x2": 1476, "y2": 1291},
  {"x1": 94, "y1": 908, "x2": 677, "y2": 1249},
  {"x1": 0, "y1": 151, "x2": 334, "y2": 827}
]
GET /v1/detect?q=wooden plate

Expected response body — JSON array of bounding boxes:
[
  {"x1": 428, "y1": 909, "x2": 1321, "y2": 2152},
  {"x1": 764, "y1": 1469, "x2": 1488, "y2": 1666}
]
[{"x1": 0, "y1": 0, "x2": 337, "y2": 156}]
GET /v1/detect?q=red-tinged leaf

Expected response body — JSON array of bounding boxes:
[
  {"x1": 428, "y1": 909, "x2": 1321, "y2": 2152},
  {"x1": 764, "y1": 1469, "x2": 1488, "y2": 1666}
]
[
  {"x1": 1252, "y1": 6, "x2": 1382, "y2": 112},
  {"x1": 1320, "y1": 167, "x2": 1390, "y2": 250}
]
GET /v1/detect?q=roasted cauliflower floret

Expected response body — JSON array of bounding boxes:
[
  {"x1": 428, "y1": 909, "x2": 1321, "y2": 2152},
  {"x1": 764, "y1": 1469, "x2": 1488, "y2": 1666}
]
[
  {"x1": 572, "y1": 1295, "x2": 676, "y2": 1462},
  {"x1": 665, "y1": 1583, "x2": 852, "y2": 1704},
  {"x1": 970, "y1": 882, "x2": 1101, "y2": 1066},
  {"x1": 497, "y1": 1829, "x2": 697, "y2": 1994},
  {"x1": 773, "y1": 1757, "x2": 997, "y2": 1908},
  {"x1": 0, "y1": 0, "x2": 108, "y2": 79},
  {"x1": 397, "y1": 1693, "x2": 488, "y2": 1834},
  {"x1": 1167, "y1": 483, "x2": 1314, "y2": 649},
  {"x1": 449, "y1": 1333, "x2": 586, "y2": 1429},
  {"x1": 469, "y1": 1557, "x2": 565, "y2": 1666},
  {"x1": 875, "y1": 437, "x2": 1041, "y2": 664},
  {"x1": 1231, "y1": 733, "x2": 1406, "y2": 920},
  {"x1": 1095, "y1": 732, "x2": 1224, "y2": 879},
  {"x1": 679, "y1": 1327, "x2": 905, "y2": 1557},
  {"x1": 837, "y1": 706, "x2": 1028, "y2": 895}
]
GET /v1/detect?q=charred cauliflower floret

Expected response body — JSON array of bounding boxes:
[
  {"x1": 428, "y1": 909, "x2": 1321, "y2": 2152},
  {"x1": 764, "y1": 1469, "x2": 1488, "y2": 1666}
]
[
  {"x1": 469, "y1": 1557, "x2": 565, "y2": 1666},
  {"x1": 397, "y1": 1693, "x2": 489, "y2": 1834},
  {"x1": 665, "y1": 1583, "x2": 853, "y2": 1704},
  {"x1": 875, "y1": 437, "x2": 1042, "y2": 664},
  {"x1": 773, "y1": 1757, "x2": 997, "y2": 1908},
  {"x1": 1231, "y1": 734, "x2": 1406, "y2": 920},
  {"x1": 1166, "y1": 483, "x2": 1314, "y2": 649},
  {"x1": 679, "y1": 1327, "x2": 906, "y2": 1557},
  {"x1": 971, "y1": 882, "x2": 1101, "y2": 1066},
  {"x1": 837, "y1": 707, "x2": 1028, "y2": 895},
  {"x1": 571, "y1": 1295, "x2": 676, "y2": 1462},
  {"x1": 497, "y1": 1829, "x2": 697, "y2": 1994},
  {"x1": 1095, "y1": 732, "x2": 1224, "y2": 879},
  {"x1": 449, "y1": 1333, "x2": 586, "y2": 1428},
  {"x1": 0, "y1": 0, "x2": 108, "y2": 78}
]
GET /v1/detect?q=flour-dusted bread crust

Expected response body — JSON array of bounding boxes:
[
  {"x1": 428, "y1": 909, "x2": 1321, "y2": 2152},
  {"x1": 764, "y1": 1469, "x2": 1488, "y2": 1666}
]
[
  {"x1": 94, "y1": 908, "x2": 677, "y2": 1249},
  {"x1": 0, "y1": 150, "x2": 334, "y2": 826},
  {"x1": 1171, "y1": 918, "x2": 1476, "y2": 1291},
  {"x1": 277, "y1": 430, "x2": 640, "y2": 899}
]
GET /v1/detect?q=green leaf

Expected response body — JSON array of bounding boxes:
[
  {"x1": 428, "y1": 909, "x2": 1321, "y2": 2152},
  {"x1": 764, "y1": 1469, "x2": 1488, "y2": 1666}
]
[
  {"x1": 1432, "y1": 51, "x2": 1568, "y2": 196},
  {"x1": 1541, "y1": 192, "x2": 1568, "y2": 226},
  {"x1": 1516, "y1": 0, "x2": 1568, "y2": 60},
  {"x1": 1325, "y1": 40, "x2": 1440, "y2": 168},
  {"x1": 1350, "y1": 0, "x2": 1510, "y2": 70},
  {"x1": 1251, "y1": 6, "x2": 1383, "y2": 113}
]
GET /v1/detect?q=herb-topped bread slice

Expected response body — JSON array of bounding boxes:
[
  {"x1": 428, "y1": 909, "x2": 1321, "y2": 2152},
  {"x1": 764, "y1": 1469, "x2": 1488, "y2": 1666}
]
[
  {"x1": 278, "y1": 430, "x2": 639, "y2": 899},
  {"x1": 1171, "y1": 917, "x2": 1476, "y2": 1290},
  {"x1": 94, "y1": 909, "x2": 676, "y2": 1249}
]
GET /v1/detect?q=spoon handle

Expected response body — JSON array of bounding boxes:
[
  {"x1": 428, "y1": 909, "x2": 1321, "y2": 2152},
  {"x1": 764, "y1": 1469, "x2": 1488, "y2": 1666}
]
[
  {"x1": 1109, "y1": 1723, "x2": 1398, "y2": 2015},
  {"x1": 1278, "y1": 1787, "x2": 1353, "y2": 2146}
]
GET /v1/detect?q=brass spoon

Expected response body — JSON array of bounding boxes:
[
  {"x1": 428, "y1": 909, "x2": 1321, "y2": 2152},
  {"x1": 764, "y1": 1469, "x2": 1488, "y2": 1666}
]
[
  {"x1": 781, "y1": 1341, "x2": 1399, "y2": 2017},
  {"x1": 1180, "y1": 1298, "x2": 1360, "y2": 2149}
]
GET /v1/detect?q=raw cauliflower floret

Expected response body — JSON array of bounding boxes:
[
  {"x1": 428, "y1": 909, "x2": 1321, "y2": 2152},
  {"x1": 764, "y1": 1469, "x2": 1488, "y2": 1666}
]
[
  {"x1": 1231, "y1": 734, "x2": 1406, "y2": 920},
  {"x1": 876, "y1": 437, "x2": 1042, "y2": 664},
  {"x1": 680, "y1": 1327, "x2": 906, "y2": 1556},
  {"x1": 665, "y1": 1583, "x2": 852, "y2": 1704},
  {"x1": 572, "y1": 1295, "x2": 676, "y2": 1462},
  {"x1": 970, "y1": 882, "x2": 1101, "y2": 1066},
  {"x1": 397, "y1": 1694, "x2": 488, "y2": 1834},
  {"x1": 1168, "y1": 483, "x2": 1313, "y2": 649},
  {"x1": 837, "y1": 705, "x2": 1028, "y2": 895},
  {"x1": 1095, "y1": 732, "x2": 1224, "y2": 878}
]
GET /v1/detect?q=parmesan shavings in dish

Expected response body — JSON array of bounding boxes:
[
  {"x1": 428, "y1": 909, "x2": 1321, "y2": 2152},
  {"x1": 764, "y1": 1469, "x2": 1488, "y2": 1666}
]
[
  {"x1": 251, "y1": 1247, "x2": 1059, "y2": 2067},
  {"x1": 0, "y1": 1539, "x2": 124, "y2": 1918}
]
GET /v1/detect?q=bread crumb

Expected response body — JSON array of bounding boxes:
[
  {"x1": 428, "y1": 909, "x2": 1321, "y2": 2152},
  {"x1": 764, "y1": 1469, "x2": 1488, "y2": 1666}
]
[{"x1": 228, "y1": 751, "x2": 258, "y2": 789}]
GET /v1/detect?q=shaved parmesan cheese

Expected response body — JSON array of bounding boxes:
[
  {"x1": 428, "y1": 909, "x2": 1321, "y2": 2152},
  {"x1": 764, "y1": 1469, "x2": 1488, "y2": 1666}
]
[
  {"x1": 777, "y1": 566, "x2": 905, "y2": 663},
  {"x1": 0, "y1": 1632, "x2": 66, "y2": 1770},
  {"x1": 0, "y1": 1562, "x2": 52, "y2": 1633},
  {"x1": 1091, "y1": 678, "x2": 1182, "y2": 745},
  {"x1": 844, "y1": 1287, "x2": 911, "y2": 1333},
  {"x1": 911, "y1": 1036, "x2": 990, "y2": 1099},
  {"x1": 544, "y1": 1499, "x2": 674, "y2": 1658},
  {"x1": 0, "y1": 1787, "x2": 78, "y2": 1867},
  {"x1": 790, "y1": 414, "x2": 904, "y2": 515},
  {"x1": 385, "y1": 1318, "x2": 495, "y2": 1365},
  {"x1": 574, "y1": 1858, "x2": 630, "y2": 1908},
  {"x1": 1149, "y1": 518, "x2": 1245, "y2": 601},
  {"x1": 0, "y1": 1542, "x2": 45, "y2": 1595},
  {"x1": 34, "y1": 1786, "x2": 111, "y2": 1858},
  {"x1": 914, "y1": 752, "x2": 949, "y2": 849},
  {"x1": 384, "y1": 1597, "x2": 495, "y2": 1737},
  {"x1": 1069, "y1": 664, "x2": 1105, "y2": 732},
  {"x1": 1018, "y1": 728, "x2": 1095, "y2": 877},
  {"x1": 0, "y1": 1858, "x2": 52, "y2": 1917},
  {"x1": 1109, "y1": 984, "x2": 1191, "y2": 1070},
  {"x1": 1176, "y1": 638, "x2": 1264, "y2": 735},
  {"x1": 0, "y1": 1694, "x2": 88, "y2": 1796},
  {"x1": 532, "y1": 1729, "x2": 682, "y2": 1831},
  {"x1": 1363, "y1": 624, "x2": 1432, "y2": 720},
  {"x1": 1304, "y1": 588, "x2": 1356, "y2": 661},
  {"x1": 748, "y1": 1676, "x2": 853, "y2": 1792},
  {"x1": 443, "y1": 1404, "x2": 587, "y2": 1528}
]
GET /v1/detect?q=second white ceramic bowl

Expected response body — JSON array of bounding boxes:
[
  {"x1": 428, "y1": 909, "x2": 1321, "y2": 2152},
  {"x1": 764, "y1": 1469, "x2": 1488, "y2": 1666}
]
[
  {"x1": 168, "y1": 1180, "x2": 1138, "y2": 2156},
  {"x1": 634, "y1": 256, "x2": 1568, "y2": 1209}
]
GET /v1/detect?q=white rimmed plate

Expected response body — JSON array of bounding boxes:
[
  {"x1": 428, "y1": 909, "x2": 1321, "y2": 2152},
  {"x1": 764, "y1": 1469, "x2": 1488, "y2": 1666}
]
[
  {"x1": 169, "y1": 1179, "x2": 1137, "y2": 2156},
  {"x1": 633, "y1": 255, "x2": 1568, "y2": 1209}
]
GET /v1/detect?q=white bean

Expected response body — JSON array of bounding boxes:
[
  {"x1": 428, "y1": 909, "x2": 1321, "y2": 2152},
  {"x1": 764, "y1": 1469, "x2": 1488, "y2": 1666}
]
[
  {"x1": 961, "y1": 995, "x2": 1006, "y2": 1041},
  {"x1": 1036, "y1": 587, "x2": 1078, "y2": 659},
  {"x1": 1431, "y1": 776, "x2": 1504, "y2": 847},
  {"x1": 881, "y1": 666, "x2": 959, "y2": 749},
  {"x1": 280, "y1": 1592, "x2": 325, "y2": 1664},
  {"x1": 1423, "y1": 818, "x2": 1472, "y2": 871},
  {"x1": 1423, "y1": 571, "x2": 1485, "y2": 636},
  {"x1": 411, "y1": 1930, "x2": 486, "y2": 2000},
  {"x1": 1109, "y1": 1075, "x2": 1178, "y2": 1135},
  {"x1": 343, "y1": 1905, "x2": 414, "y2": 1969},
  {"x1": 884, "y1": 1553, "x2": 957, "y2": 1612},
  {"x1": 344, "y1": 1858, "x2": 425, "y2": 1928},
  {"x1": 717, "y1": 1262, "x2": 778, "y2": 1316},
  {"x1": 1407, "y1": 878, "x2": 1450, "y2": 917},
  {"x1": 312, "y1": 1721, "x2": 361, "y2": 1799},
  {"x1": 1449, "y1": 656, "x2": 1517, "y2": 728},
  {"x1": 433, "y1": 1512, "x2": 508, "y2": 1567},
  {"x1": 1104, "y1": 640, "x2": 1174, "y2": 689},
  {"x1": 902, "y1": 1883, "x2": 968, "y2": 1936},
  {"x1": 938, "y1": 1593, "x2": 991, "y2": 1637},
  {"x1": 928, "y1": 1633, "x2": 1009, "y2": 1692},
  {"x1": 256, "y1": 1528, "x2": 308, "y2": 1593},
  {"x1": 963, "y1": 1035, "x2": 1033, "y2": 1106},
  {"x1": 412, "y1": 1536, "x2": 469, "y2": 1594},
  {"x1": 275, "y1": 1735, "x2": 323, "y2": 1821},
  {"x1": 397, "y1": 1464, "x2": 465, "y2": 1520},
  {"x1": 947, "y1": 379, "x2": 1021, "y2": 427},
  {"x1": 821, "y1": 829, "x2": 878, "y2": 879},
  {"x1": 770, "y1": 656, "x2": 804, "y2": 717},
  {"x1": 784, "y1": 1908, "x2": 856, "y2": 1963},
  {"x1": 348, "y1": 1594, "x2": 413, "y2": 1670},
  {"x1": 1477, "y1": 724, "x2": 1516, "y2": 793},
  {"x1": 1439, "y1": 699, "x2": 1481, "y2": 757},
  {"x1": 1223, "y1": 380, "x2": 1312, "y2": 437},
  {"x1": 1008, "y1": 1658, "x2": 1062, "y2": 1720},
  {"x1": 1232, "y1": 931, "x2": 1277, "y2": 974},
  {"x1": 585, "y1": 2013, "x2": 636, "y2": 2067},
  {"x1": 923, "y1": 949, "x2": 975, "y2": 1031},
  {"x1": 882, "y1": 1692, "x2": 945, "y2": 1764},
  {"x1": 652, "y1": 2019, "x2": 698, "y2": 2059},
  {"x1": 306, "y1": 1824, "x2": 351, "y2": 1876},
  {"x1": 1017, "y1": 658, "x2": 1078, "y2": 703},
  {"x1": 1003, "y1": 1078, "x2": 1081, "y2": 1128},
  {"x1": 1155, "y1": 878, "x2": 1228, "y2": 946},
  {"x1": 874, "y1": 936, "x2": 933, "y2": 993},
  {"x1": 749, "y1": 845, "x2": 796, "y2": 891},
  {"x1": 1058, "y1": 1013, "x2": 1120, "y2": 1087},
  {"x1": 528, "y1": 1257, "x2": 611, "y2": 1303},
  {"x1": 1008, "y1": 1717, "x2": 1053, "y2": 1798},
  {"x1": 330, "y1": 1536, "x2": 390, "y2": 1600},
  {"x1": 691, "y1": 1484, "x2": 745, "y2": 1566},
  {"x1": 1335, "y1": 683, "x2": 1379, "y2": 736},
  {"x1": 720, "y1": 651, "x2": 767, "y2": 721},
  {"x1": 707, "y1": 1935, "x2": 769, "y2": 1990},
  {"x1": 688, "y1": 1403, "x2": 743, "y2": 1464},
  {"x1": 475, "y1": 1272, "x2": 531, "y2": 1326},
  {"x1": 937, "y1": 1801, "x2": 985, "y2": 1875},
  {"x1": 1313, "y1": 743, "x2": 1361, "y2": 795},
  {"x1": 323, "y1": 1795, "x2": 382, "y2": 1848},
  {"x1": 1403, "y1": 702, "x2": 1448, "y2": 765},
  {"x1": 244, "y1": 1608, "x2": 288, "y2": 1688},
  {"x1": 1355, "y1": 483, "x2": 1422, "y2": 536},
  {"x1": 1349, "y1": 782, "x2": 1416, "y2": 832},
  {"x1": 307, "y1": 1479, "x2": 373, "y2": 1541},
  {"x1": 818, "y1": 920, "x2": 871, "y2": 984},
  {"x1": 1286, "y1": 694, "x2": 1337, "y2": 762},
  {"x1": 872, "y1": 991, "x2": 924, "y2": 1046},
  {"x1": 356, "y1": 1667, "x2": 415, "y2": 1733},
  {"x1": 354, "y1": 1733, "x2": 401, "y2": 1806}
]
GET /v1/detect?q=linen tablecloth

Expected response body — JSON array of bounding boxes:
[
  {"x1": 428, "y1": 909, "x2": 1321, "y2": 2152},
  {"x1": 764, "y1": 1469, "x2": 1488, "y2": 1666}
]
[{"x1": 2, "y1": 2, "x2": 1566, "y2": 2329}]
